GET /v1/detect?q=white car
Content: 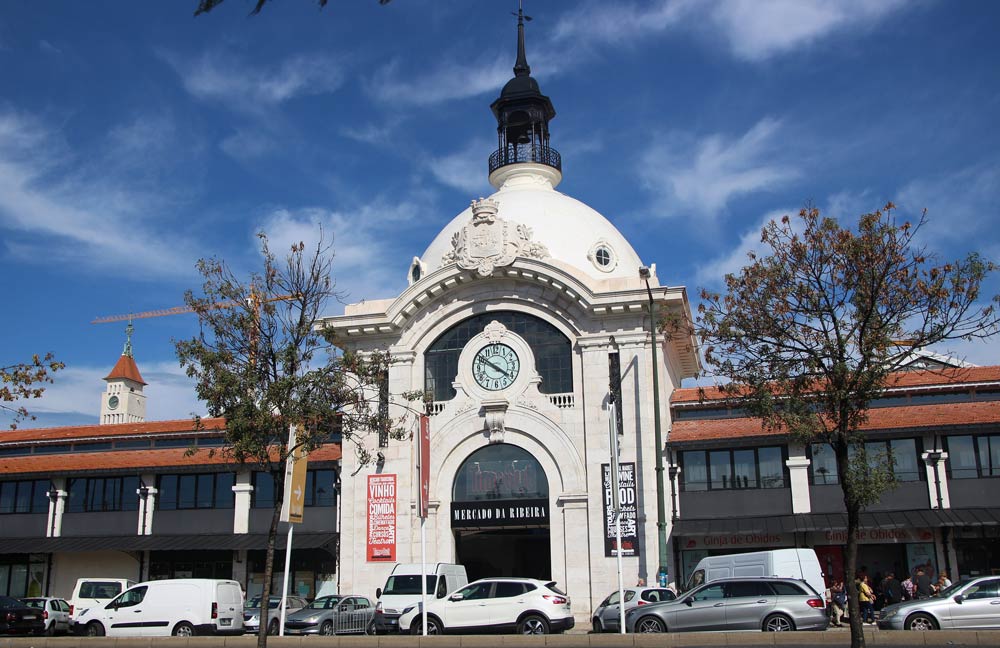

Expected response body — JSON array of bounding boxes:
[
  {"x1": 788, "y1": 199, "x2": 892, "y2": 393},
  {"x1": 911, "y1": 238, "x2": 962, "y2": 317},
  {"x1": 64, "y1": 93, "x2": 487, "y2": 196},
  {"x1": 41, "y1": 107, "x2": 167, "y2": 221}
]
[
  {"x1": 21, "y1": 597, "x2": 71, "y2": 635},
  {"x1": 397, "y1": 577, "x2": 574, "y2": 635}
]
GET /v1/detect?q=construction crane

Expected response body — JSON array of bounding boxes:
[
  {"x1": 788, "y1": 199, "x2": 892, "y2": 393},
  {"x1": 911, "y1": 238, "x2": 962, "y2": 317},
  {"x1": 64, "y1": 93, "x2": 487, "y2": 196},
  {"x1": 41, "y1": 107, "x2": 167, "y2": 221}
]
[{"x1": 91, "y1": 293, "x2": 300, "y2": 325}]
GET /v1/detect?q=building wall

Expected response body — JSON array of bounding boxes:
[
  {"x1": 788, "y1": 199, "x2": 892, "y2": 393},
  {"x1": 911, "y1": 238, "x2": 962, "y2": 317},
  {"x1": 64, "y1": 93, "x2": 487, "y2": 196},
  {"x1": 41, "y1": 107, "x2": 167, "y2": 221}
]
[{"x1": 50, "y1": 551, "x2": 140, "y2": 600}]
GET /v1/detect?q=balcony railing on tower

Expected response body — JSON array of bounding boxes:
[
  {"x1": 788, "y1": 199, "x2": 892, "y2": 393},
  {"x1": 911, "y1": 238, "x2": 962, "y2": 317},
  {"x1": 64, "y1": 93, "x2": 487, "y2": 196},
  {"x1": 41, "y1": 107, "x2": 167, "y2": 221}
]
[{"x1": 489, "y1": 143, "x2": 562, "y2": 175}]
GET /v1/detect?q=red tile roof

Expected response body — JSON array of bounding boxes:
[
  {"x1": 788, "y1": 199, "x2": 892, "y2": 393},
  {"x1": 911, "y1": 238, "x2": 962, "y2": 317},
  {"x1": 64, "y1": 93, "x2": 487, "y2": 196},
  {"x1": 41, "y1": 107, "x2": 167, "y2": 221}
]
[
  {"x1": 669, "y1": 400, "x2": 1000, "y2": 444},
  {"x1": 104, "y1": 355, "x2": 147, "y2": 385},
  {"x1": 0, "y1": 444, "x2": 342, "y2": 476},
  {"x1": 0, "y1": 418, "x2": 226, "y2": 444},
  {"x1": 671, "y1": 366, "x2": 1000, "y2": 404}
]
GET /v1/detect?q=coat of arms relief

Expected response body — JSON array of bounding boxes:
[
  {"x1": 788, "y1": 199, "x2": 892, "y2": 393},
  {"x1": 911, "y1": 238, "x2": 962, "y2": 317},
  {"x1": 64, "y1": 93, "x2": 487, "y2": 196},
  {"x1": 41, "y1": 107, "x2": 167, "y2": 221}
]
[{"x1": 442, "y1": 198, "x2": 550, "y2": 276}]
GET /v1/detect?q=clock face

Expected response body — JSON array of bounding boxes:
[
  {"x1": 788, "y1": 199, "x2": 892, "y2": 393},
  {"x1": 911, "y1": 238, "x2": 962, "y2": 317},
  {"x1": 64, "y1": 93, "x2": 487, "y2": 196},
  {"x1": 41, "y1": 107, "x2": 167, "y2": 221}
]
[
  {"x1": 108, "y1": 395, "x2": 120, "y2": 410},
  {"x1": 472, "y1": 343, "x2": 520, "y2": 391}
]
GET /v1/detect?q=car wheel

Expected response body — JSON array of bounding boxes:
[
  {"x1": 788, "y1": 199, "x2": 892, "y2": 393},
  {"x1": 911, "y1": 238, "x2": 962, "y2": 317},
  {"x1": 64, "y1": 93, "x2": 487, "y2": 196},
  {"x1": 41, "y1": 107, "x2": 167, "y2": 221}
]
[
  {"x1": 517, "y1": 614, "x2": 549, "y2": 635},
  {"x1": 763, "y1": 613, "x2": 795, "y2": 632},
  {"x1": 635, "y1": 616, "x2": 666, "y2": 633},
  {"x1": 45, "y1": 622, "x2": 57, "y2": 636},
  {"x1": 411, "y1": 616, "x2": 443, "y2": 635},
  {"x1": 172, "y1": 621, "x2": 196, "y2": 637},
  {"x1": 592, "y1": 617, "x2": 603, "y2": 633},
  {"x1": 86, "y1": 622, "x2": 106, "y2": 637},
  {"x1": 319, "y1": 620, "x2": 334, "y2": 635},
  {"x1": 267, "y1": 619, "x2": 280, "y2": 635},
  {"x1": 905, "y1": 613, "x2": 938, "y2": 631}
]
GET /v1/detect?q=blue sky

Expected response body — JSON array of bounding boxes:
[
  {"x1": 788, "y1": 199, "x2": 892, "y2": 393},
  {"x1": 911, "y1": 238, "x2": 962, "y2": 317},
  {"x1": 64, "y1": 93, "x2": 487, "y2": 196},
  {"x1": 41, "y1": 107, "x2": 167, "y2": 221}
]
[{"x1": 3, "y1": 0, "x2": 999, "y2": 428}]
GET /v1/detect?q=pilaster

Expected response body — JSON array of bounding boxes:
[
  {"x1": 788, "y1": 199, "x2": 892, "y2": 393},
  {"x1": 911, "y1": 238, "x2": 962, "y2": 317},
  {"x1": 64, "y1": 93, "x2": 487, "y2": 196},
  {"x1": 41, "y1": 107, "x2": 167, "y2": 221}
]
[
  {"x1": 233, "y1": 471, "x2": 253, "y2": 534},
  {"x1": 786, "y1": 445, "x2": 812, "y2": 514}
]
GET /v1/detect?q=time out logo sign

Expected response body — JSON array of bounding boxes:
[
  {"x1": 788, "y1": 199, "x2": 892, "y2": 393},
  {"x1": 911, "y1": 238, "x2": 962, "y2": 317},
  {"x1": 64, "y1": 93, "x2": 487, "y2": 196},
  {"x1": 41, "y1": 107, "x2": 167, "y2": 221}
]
[{"x1": 366, "y1": 474, "x2": 396, "y2": 562}]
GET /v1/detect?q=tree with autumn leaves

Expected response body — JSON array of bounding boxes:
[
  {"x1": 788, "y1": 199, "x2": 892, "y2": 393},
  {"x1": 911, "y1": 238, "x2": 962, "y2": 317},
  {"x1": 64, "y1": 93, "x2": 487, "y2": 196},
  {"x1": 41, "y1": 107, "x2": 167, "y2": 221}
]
[
  {"x1": 696, "y1": 204, "x2": 999, "y2": 647},
  {"x1": 176, "y1": 232, "x2": 416, "y2": 647},
  {"x1": 1, "y1": 353, "x2": 64, "y2": 429}
]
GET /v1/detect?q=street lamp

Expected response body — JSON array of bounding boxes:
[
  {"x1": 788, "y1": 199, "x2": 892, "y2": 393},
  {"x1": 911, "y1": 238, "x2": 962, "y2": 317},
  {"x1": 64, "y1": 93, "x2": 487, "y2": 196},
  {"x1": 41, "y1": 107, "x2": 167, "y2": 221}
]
[{"x1": 639, "y1": 265, "x2": 669, "y2": 587}]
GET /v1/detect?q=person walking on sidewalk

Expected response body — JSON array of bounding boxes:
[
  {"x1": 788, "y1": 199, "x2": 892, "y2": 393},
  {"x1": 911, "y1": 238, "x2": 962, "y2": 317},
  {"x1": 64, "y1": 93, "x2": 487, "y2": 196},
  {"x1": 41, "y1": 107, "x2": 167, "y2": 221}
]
[
  {"x1": 881, "y1": 572, "x2": 904, "y2": 606},
  {"x1": 857, "y1": 575, "x2": 876, "y2": 624},
  {"x1": 829, "y1": 580, "x2": 846, "y2": 627}
]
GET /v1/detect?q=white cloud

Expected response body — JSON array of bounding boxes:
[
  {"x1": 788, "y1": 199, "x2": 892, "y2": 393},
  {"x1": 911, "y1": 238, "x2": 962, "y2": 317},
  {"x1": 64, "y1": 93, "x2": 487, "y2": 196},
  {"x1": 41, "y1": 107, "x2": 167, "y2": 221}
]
[
  {"x1": 693, "y1": 208, "x2": 794, "y2": 287},
  {"x1": 0, "y1": 109, "x2": 201, "y2": 278},
  {"x1": 551, "y1": 0, "x2": 689, "y2": 45},
  {"x1": 167, "y1": 50, "x2": 347, "y2": 110},
  {"x1": 366, "y1": 55, "x2": 511, "y2": 107},
  {"x1": 897, "y1": 165, "x2": 1000, "y2": 254},
  {"x1": 639, "y1": 118, "x2": 799, "y2": 220},
  {"x1": 429, "y1": 139, "x2": 493, "y2": 194},
  {"x1": 704, "y1": 0, "x2": 910, "y2": 62},
  {"x1": 220, "y1": 130, "x2": 276, "y2": 161}
]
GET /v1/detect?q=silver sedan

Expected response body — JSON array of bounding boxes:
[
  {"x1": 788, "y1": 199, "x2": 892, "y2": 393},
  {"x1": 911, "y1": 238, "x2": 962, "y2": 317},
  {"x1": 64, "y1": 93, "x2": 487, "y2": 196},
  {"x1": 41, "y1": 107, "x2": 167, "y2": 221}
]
[
  {"x1": 284, "y1": 595, "x2": 375, "y2": 635},
  {"x1": 592, "y1": 587, "x2": 676, "y2": 632},
  {"x1": 624, "y1": 578, "x2": 829, "y2": 633},
  {"x1": 877, "y1": 576, "x2": 1000, "y2": 630}
]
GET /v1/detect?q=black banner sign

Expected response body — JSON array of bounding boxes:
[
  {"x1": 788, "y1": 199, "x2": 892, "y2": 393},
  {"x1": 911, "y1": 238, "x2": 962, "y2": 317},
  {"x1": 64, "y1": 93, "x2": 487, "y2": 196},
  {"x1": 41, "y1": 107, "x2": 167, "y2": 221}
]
[
  {"x1": 451, "y1": 498, "x2": 549, "y2": 528},
  {"x1": 603, "y1": 462, "x2": 640, "y2": 557}
]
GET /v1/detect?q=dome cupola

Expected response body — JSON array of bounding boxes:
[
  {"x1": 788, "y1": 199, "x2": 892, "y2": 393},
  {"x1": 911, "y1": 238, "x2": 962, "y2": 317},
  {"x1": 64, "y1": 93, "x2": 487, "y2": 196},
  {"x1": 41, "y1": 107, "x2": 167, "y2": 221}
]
[{"x1": 488, "y1": 4, "x2": 560, "y2": 186}]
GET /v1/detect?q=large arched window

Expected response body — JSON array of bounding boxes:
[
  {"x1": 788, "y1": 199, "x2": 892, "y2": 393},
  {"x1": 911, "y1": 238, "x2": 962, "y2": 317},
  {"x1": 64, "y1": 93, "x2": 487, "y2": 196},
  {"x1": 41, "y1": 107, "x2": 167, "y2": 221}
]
[
  {"x1": 424, "y1": 311, "x2": 573, "y2": 401},
  {"x1": 452, "y1": 444, "x2": 548, "y2": 502}
]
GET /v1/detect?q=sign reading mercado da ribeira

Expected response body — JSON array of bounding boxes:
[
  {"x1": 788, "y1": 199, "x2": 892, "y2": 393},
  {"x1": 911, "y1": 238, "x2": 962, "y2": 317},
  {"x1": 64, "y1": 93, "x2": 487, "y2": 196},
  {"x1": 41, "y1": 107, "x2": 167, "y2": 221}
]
[{"x1": 451, "y1": 444, "x2": 550, "y2": 529}]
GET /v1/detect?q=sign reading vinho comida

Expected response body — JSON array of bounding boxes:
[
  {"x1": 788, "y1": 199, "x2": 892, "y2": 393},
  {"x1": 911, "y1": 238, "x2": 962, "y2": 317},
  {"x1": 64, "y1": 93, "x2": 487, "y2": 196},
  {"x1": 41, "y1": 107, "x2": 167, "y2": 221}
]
[
  {"x1": 603, "y1": 462, "x2": 640, "y2": 557},
  {"x1": 366, "y1": 474, "x2": 396, "y2": 562}
]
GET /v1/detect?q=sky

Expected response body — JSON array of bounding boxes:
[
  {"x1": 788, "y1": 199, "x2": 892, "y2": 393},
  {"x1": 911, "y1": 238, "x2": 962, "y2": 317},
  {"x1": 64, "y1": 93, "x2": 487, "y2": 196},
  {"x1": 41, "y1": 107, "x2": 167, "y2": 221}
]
[{"x1": 2, "y1": 0, "x2": 999, "y2": 429}]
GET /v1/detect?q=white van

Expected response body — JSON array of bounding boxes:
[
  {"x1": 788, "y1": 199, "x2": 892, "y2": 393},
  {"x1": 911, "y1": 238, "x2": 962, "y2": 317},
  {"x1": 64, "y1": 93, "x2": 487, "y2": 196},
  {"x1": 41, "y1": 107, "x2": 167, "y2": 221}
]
[
  {"x1": 373, "y1": 563, "x2": 468, "y2": 634},
  {"x1": 685, "y1": 549, "x2": 825, "y2": 597},
  {"x1": 68, "y1": 578, "x2": 136, "y2": 622},
  {"x1": 74, "y1": 578, "x2": 244, "y2": 637}
]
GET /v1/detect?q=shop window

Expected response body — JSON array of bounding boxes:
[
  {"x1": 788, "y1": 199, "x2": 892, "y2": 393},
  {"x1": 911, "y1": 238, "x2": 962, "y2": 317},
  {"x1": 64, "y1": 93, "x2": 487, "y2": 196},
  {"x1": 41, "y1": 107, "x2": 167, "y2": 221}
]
[
  {"x1": 424, "y1": 311, "x2": 572, "y2": 401},
  {"x1": 66, "y1": 477, "x2": 140, "y2": 513},
  {"x1": 157, "y1": 473, "x2": 234, "y2": 510},
  {"x1": 0, "y1": 480, "x2": 49, "y2": 514},
  {"x1": 947, "y1": 434, "x2": 1000, "y2": 479},
  {"x1": 681, "y1": 447, "x2": 787, "y2": 491}
]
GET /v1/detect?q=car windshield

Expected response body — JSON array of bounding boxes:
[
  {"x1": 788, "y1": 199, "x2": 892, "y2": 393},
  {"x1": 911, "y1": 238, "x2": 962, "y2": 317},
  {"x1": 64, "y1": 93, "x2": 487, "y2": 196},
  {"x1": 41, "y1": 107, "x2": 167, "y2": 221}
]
[
  {"x1": 22, "y1": 599, "x2": 45, "y2": 609},
  {"x1": 0, "y1": 597, "x2": 22, "y2": 609},
  {"x1": 383, "y1": 575, "x2": 437, "y2": 595},
  {"x1": 946, "y1": 580, "x2": 976, "y2": 598},
  {"x1": 304, "y1": 596, "x2": 340, "y2": 610},
  {"x1": 246, "y1": 596, "x2": 282, "y2": 609}
]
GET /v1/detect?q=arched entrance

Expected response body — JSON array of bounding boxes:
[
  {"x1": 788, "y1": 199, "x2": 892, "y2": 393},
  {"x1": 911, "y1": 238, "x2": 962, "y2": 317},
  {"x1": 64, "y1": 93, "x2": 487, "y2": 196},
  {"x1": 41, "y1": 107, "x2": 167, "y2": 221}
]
[{"x1": 451, "y1": 443, "x2": 551, "y2": 582}]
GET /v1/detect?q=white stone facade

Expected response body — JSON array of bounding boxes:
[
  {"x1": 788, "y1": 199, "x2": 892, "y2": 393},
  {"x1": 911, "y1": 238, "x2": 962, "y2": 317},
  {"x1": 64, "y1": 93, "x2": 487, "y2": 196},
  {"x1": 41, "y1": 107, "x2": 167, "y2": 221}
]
[{"x1": 320, "y1": 165, "x2": 700, "y2": 624}]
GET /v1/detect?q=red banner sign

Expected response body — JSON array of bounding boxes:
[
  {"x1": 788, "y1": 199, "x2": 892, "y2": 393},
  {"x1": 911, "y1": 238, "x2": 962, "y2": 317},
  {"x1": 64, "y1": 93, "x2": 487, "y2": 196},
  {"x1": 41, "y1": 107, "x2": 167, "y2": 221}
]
[
  {"x1": 418, "y1": 415, "x2": 430, "y2": 519},
  {"x1": 366, "y1": 474, "x2": 396, "y2": 562}
]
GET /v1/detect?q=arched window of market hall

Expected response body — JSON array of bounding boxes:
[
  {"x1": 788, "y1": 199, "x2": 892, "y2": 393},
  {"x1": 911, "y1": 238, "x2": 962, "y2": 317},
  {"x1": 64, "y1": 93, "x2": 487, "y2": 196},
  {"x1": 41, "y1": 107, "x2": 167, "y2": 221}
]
[
  {"x1": 452, "y1": 443, "x2": 549, "y2": 502},
  {"x1": 424, "y1": 311, "x2": 572, "y2": 401}
]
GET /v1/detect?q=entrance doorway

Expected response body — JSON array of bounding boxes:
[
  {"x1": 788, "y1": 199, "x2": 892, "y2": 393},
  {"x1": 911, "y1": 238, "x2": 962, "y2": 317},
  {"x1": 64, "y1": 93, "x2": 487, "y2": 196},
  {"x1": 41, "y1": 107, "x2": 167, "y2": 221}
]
[
  {"x1": 455, "y1": 528, "x2": 551, "y2": 581},
  {"x1": 451, "y1": 443, "x2": 552, "y2": 583}
]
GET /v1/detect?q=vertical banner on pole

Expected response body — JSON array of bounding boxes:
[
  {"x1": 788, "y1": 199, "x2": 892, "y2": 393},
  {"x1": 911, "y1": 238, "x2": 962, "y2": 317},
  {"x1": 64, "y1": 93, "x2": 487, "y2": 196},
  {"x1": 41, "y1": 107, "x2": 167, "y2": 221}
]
[
  {"x1": 417, "y1": 414, "x2": 431, "y2": 518},
  {"x1": 366, "y1": 474, "x2": 397, "y2": 562},
  {"x1": 602, "y1": 462, "x2": 640, "y2": 557},
  {"x1": 281, "y1": 424, "x2": 309, "y2": 524}
]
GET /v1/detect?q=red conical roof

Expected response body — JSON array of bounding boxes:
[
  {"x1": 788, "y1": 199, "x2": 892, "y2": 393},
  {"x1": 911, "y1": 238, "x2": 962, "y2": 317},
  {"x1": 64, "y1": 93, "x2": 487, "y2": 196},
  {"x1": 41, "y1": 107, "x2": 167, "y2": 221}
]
[{"x1": 104, "y1": 354, "x2": 147, "y2": 386}]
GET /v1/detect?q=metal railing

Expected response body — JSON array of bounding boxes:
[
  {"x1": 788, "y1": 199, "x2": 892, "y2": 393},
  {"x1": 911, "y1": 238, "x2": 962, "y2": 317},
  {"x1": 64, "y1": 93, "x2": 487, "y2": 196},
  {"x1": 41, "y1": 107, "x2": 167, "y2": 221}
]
[{"x1": 489, "y1": 144, "x2": 561, "y2": 174}]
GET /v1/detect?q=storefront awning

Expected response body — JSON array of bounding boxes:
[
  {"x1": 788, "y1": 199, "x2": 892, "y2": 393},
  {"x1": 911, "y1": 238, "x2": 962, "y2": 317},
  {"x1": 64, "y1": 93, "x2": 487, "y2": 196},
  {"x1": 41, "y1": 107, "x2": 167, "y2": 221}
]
[
  {"x1": 671, "y1": 508, "x2": 1000, "y2": 537},
  {"x1": 0, "y1": 532, "x2": 337, "y2": 554}
]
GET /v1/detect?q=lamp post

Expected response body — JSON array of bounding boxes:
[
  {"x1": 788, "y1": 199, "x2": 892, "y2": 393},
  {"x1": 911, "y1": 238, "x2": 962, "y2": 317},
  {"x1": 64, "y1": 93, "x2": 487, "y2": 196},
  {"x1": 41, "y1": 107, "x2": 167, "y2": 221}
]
[{"x1": 639, "y1": 265, "x2": 669, "y2": 587}]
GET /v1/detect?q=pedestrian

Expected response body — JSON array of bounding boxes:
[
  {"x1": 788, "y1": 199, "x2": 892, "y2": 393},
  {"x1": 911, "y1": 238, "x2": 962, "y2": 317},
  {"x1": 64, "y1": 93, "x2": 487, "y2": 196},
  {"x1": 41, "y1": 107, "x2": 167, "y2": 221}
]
[
  {"x1": 933, "y1": 571, "x2": 950, "y2": 595},
  {"x1": 857, "y1": 575, "x2": 876, "y2": 624},
  {"x1": 881, "y1": 572, "x2": 903, "y2": 606},
  {"x1": 914, "y1": 568, "x2": 932, "y2": 599},
  {"x1": 829, "y1": 580, "x2": 846, "y2": 627},
  {"x1": 636, "y1": 577, "x2": 646, "y2": 587},
  {"x1": 901, "y1": 574, "x2": 915, "y2": 600}
]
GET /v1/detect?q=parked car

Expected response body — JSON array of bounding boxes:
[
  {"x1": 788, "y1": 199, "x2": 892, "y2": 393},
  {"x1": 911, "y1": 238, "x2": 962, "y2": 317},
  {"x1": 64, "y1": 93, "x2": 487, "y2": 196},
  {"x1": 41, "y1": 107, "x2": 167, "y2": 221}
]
[
  {"x1": 20, "y1": 597, "x2": 71, "y2": 635},
  {"x1": 243, "y1": 595, "x2": 309, "y2": 635},
  {"x1": 74, "y1": 578, "x2": 244, "y2": 637},
  {"x1": 373, "y1": 562, "x2": 468, "y2": 634},
  {"x1": 592, "y1": 587, "x2": 676, "y2": 632},
  {"x1": 684, "y1": 549, "x2": 825, "y2": 598},
  {"x1": 398, "y1": 577, "x2": 574, "y2": 635},
  {"x1": 624, "y1": 577, "x2": 828, "y2": 633},
  {"x1": 877, "y1": 576, "x2": 1000, "y2": 630},
  {"x1": 0, "y1": 595, "x2": 46, "y2": 636},
  {"x1": 67, "y1": 577, "x2": 135, "y2": 623},
  {"x1": 284, "y1": 595, "x2": 375, "y2": 635}
]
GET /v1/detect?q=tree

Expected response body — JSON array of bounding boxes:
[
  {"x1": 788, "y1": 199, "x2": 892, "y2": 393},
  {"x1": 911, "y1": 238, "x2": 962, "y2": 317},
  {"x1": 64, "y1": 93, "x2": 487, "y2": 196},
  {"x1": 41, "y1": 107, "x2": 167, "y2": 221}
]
[
  {"x1": 176, "y1": 232, "x2": 414, "y2": 647},
  {"x1": 1, "y1": 353, "x2": 64, "y2": 429},
  {"x1": 696, "y1": 204, "x2": 999, "y2": 648},
  {"x1": 194, "y1": 0, "x2": 390, "y2": 17}
]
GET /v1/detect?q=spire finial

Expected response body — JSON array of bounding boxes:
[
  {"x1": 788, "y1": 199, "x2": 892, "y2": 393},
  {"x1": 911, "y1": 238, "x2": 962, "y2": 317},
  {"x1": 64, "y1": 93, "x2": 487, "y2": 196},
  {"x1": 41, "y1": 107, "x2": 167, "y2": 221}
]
[
  {"x1": 513, "y1": 0, "x2": 531, "y2": 78},
  {"x1": 123, "y1": 318, "x2": 134, "y2": 358}
]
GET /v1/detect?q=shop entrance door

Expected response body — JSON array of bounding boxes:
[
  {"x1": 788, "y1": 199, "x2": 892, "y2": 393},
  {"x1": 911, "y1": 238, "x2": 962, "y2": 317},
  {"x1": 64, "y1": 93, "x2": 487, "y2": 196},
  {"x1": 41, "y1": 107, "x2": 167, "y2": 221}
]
[{"x1": 455, "y1": 528, "x2": 550, "y2": 582}]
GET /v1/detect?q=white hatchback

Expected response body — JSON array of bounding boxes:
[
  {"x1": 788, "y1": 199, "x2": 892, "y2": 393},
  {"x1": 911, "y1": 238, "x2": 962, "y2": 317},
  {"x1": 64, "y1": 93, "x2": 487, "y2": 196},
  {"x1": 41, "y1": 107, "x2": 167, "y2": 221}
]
[{"x1": 398, "y1": 577, "x2": 573, "y2": 635}]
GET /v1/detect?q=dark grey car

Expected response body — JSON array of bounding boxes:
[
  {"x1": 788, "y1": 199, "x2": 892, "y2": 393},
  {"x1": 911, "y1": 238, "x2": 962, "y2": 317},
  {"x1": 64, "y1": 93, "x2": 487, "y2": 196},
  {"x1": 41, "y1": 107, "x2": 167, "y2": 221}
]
[{"x1": 624, "y1": 578, "x2": 829, "y2": 633}]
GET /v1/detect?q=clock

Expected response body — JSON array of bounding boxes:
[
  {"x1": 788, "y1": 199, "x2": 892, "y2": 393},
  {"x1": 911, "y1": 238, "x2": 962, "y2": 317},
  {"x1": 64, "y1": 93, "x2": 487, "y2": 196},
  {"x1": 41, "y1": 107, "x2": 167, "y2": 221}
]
[
  {"x1": 473, "y1": 343, "x2": 520, "y2": 391},
  {"x1": 108, "y1": 395, "x2": 120, "y2": 410}
]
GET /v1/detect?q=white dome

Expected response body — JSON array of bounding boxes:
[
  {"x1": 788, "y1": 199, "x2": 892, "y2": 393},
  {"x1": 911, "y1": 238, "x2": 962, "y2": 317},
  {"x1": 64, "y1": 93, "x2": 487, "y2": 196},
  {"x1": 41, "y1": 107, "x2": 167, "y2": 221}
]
[{"x1": 420, "y1": 164, "x2": 643, "y2": 281}]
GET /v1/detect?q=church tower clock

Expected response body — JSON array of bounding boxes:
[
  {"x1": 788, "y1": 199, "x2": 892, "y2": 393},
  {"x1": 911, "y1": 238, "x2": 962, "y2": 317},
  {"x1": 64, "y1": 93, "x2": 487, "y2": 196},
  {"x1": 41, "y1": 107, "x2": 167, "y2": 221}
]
[{"x1": 100, "y1": 321, "x2": 147, "y2": 425}]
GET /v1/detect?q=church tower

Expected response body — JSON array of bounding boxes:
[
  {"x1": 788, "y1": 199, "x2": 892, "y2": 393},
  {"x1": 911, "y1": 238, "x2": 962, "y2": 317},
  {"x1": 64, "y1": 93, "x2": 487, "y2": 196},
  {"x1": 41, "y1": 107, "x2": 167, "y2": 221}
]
[{"x1": 100, "y1": 321, "x2": 147, "y2": 424}]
